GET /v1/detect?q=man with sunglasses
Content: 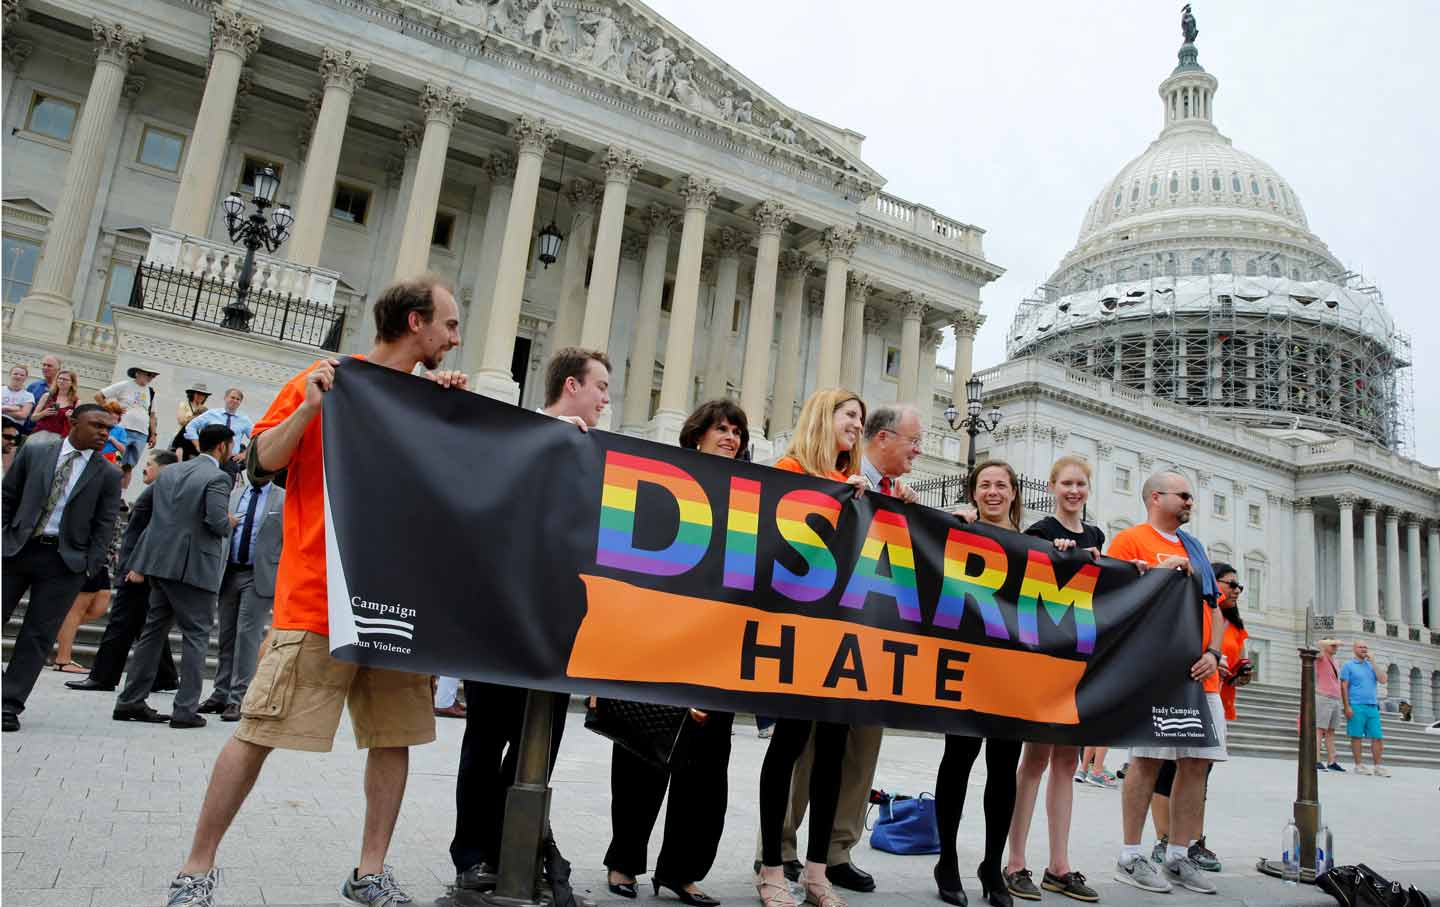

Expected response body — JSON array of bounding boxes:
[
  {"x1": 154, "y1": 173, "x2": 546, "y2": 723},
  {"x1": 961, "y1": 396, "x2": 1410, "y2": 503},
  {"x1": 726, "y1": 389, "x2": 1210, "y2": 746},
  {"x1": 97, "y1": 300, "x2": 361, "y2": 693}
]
[{"x1": 1106, "y1": 471, "x2": 1229, "y2": 897}]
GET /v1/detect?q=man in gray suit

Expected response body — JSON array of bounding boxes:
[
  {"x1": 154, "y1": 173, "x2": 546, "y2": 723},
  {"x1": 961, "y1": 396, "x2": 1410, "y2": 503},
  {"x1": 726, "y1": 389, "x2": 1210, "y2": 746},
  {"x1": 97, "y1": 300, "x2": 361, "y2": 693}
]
[
  {"x1": 114, "y1": 424, "x2": 236, "y2": 728},
  {"x1": 2, "y1": 404, "x2": 123, "y2": 731},
  {"x1": 199, "y1": 474, "x2": 283, "y2": 722}
]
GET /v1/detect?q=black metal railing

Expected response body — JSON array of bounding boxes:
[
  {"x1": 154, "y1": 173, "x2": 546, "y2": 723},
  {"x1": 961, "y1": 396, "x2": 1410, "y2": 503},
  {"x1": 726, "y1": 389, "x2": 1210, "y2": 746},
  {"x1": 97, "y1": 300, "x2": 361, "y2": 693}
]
[
  {"x1": 909, "y1": 470, "x2": 1058, "y2": 514},
  {"x1": 129, "y1": 262, "x2": 345, "y2": 351}
]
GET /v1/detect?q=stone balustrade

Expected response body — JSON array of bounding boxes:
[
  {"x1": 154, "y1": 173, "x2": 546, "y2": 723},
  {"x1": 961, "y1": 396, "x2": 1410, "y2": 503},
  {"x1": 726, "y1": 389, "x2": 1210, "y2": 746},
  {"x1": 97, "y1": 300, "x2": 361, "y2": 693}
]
[
  {"x1": 145, "y1": 228, "x2": 340, "y2": 307},
  {"x1": 868, "y1": 192, "x2": 986, "y2": 257},
  {"x1": 2, "y1": 304, "x2": 114, "y2": 352}
]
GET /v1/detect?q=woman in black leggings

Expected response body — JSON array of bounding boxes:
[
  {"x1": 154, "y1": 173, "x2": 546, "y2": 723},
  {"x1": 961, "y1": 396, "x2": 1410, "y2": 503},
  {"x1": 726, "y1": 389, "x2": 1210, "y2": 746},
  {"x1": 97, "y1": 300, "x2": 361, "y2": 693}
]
[{"x1": 934, "y1": 460, "x2": 1027, "y2": 907}]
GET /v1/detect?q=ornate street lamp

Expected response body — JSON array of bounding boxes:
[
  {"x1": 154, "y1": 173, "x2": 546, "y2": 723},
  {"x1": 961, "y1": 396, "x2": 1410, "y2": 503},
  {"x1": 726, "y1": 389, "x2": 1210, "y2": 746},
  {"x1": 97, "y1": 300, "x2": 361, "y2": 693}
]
[
  {"x1": 536, "y1": 144, "x2": 567, "y2": 268},
  {"x1": 944, "y1": 374, "x2": 1002, "y2": 480},
  {"x1": 220, "y1": 165, "x2": 293, "y2": 330}
]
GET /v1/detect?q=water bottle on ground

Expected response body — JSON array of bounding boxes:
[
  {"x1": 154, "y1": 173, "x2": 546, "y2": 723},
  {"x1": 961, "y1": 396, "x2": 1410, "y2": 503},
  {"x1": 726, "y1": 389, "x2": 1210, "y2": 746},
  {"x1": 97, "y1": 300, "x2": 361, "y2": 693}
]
[
  {"x1": 1315, "y1": 824, "x2": 1333, "y2": 875},
  {"x1": 1282, "y1": 819, "x2": 1300, "y2": 885}
]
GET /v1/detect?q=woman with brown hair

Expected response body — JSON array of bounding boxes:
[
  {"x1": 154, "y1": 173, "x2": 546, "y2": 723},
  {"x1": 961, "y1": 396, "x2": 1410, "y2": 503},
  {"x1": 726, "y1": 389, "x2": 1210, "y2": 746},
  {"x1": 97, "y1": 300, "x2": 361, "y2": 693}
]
[
  {"x1": 756, "y1": 388, "x2": 869, "y2": 907},
  {"x1": 934, "y1": 460, "x2": 1025, "y2": 907},
  {"x1": 605, "y1": 399, "x2": 748, "y2": 906},
  {"x1": 169, "y1": 382, "x2": 211, "y2": 459},
  {"x1": 29, "y1": 368, "x2": 80, "y2": 443}
]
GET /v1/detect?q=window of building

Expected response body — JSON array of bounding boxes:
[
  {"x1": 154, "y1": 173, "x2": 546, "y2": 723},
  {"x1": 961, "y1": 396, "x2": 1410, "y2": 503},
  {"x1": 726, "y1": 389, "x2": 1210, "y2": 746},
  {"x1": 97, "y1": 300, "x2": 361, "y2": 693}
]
[
  {"x1": 1190, "y1": 170, "x2": 1200, "y2": 191},
  {"x1": 238, "y1": 156, "x2": 284, "y2": 195},
  {"x1": 1131, "y1": 182, "x2": 1140, "y2": 202},
  {"x1": 1250, "y1": 176, "x2": 1261, "y2": 195},
  {"x1": 1214, "y1": 492, "x2": 1228, "y2": 517},
  {"x1": 1246, "y1": 565, "x2": 1264, "y2": 611},
  {"x1": 1248, "y1": 502, "x2": 1262, "y2": 527},
  {"x1": 1114, "y1": 465, "x2": 1132, "y2": 493},
  {"x1": 1219, "y1": 254, "x2": 1232, "y2": 274},
  {"x1": 1192, "y1": 258, "x2": 1206, "y2": 275},
  {"x1": 137, "y1": 125, "x2": 185, "y2": 172},
  {"x1": 1267, "y1": 181, "x2": 1276, "y2": 201},
  {"x1": 331, "y1": 182, "x2": 371, "y2": 225},
  {"x1": 1231, "y1": 173, "x2": 1242, "y2": 193},
  {"x1": 884, "y1": 345, "x2": 902, "y2": 379},
  {"x1": 1149, "y1": 177, "x2": 1159, "y2": 197},
  {"x1": 1114, "y1": 190, "x2": 1122, "y2": 209},
  {"x1": 24, "y1": 93, "x2": 78, "y2": 142},
  {"x1": 99, "y1": 260, "x2": 137, "y2": 323},
  {"x1": 1, "y1": 236, "x2": 42, "y2": 305},
  {"x1": 1169, "y1": 171, "x2": 1179, "y2": 194},
  {"x1": 1245, "y1": 258, "x2": 1258, "y2": 276},
  {"x1": 1269, "y1": 261, "x2": 1282, "y2": 277},
  {"x1": 1211, "y1": 171, "x2": 1222, "y2": 191},
  {"x1": 432, "y1": 211, "x2": 456, "y2": 249}
]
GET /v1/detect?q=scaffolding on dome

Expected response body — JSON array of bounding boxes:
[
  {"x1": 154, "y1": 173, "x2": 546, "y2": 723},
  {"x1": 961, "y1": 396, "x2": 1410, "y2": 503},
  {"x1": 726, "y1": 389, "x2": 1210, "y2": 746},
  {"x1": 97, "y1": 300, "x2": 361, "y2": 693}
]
[{"x1": 1008, "y1": 270, "x2": 1414, "y2": 452}]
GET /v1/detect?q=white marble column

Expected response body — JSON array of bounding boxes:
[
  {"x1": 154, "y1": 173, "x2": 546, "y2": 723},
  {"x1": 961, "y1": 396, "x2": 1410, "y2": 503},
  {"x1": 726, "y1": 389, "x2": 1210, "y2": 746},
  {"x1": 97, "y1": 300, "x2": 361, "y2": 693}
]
[
  {"x1": 287, "y1": 49, "x2": 367, "y2": 266},
  {"x1": 950, "y1": 311, "x2": 983, "y2": 405},
  {"x1": 604, "y1": 232, "x2": 646, "y2": 423},
  {"x1": 1384, "y1": 509, "x2": 1402, "y2": 623},
  {"x1": 392, "y1": 83, "x2": 466, "y2": 280},
  {"x1": 770, "y1": 250, "x2": 810, "y2": 436},
  {"x1": 1405, "y1": 516, "x2": 1424, "y2": 628},
  {"x1": 1295, "y1": 497, "x2": 1317, "y2": 615},
  {"x1": 1361, "y1": 502, "x2": 1380, "y2": 617},
  {"x1": 921, "y1": 325, "x2": 942, "y2": 418},
  {"x1": 739, "y1": 201, "x2": 789, "y2": 443},
  {"x1": 550, "y1": 179, "x2": 601, "y2": 350},
  {"x1": 458, "y1": 153, "x2": 515, "y2": 370},
  {"x1": 475, "y1": 116, "x2": 557, "y2": 403},
  {"x1": 11, "y1": 21, "x2": 142, "y2": 344},
  {"x1": 1337, "y1": 494, "x2": 1358, "y2": 615},
  {"x1": 621, "y1": 206, "x2": 674, "y2": 432},
  {"x1": 897, "y1": 292, "x2": 925, "y2": 404},
  {"x1": 703, "y1": 228, "x2": 745, "y2": 401},
  {"x1": 4, "y1": 24, "x2": 35, "y2": 139},
  {"x1": 169, "y1": 9, "x2": 259, "y2": 236},
  {"x1": 840, "y1": 272, "x2": 872, "y2": 391},
  {"x1": 1426, "y1": 522, "x2": 1440, "y2": 630},
  {"x1": 580, "y1": 146, "x2": 643, "y2": 350},
  {"x1": 651, "y1": 176, "x2": 718, "y2": 440},
  {"x1": 815, "y1": 227, "x2": 857, "y2": 388}
]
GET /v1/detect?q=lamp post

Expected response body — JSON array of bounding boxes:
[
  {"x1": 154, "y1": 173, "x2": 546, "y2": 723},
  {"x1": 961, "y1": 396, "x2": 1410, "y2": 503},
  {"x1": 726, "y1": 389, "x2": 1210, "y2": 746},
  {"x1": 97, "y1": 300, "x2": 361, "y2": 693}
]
[
  {"x1": 944, "y1": 374, "x2": 1002, "y2": 481},
  {"x1": 535, "y1": 144, "x2": 567, "y2": 269},
  {"x1": 220, "y1": 165, "x2": 293, "y2": 330}
]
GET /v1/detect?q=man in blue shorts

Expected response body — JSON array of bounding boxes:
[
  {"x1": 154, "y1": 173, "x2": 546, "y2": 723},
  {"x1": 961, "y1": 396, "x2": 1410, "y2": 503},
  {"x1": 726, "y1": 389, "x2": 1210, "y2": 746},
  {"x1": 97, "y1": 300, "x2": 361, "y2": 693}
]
[{"x1": 1339, "y1": 640, "x2": 1389, "y2": 777}]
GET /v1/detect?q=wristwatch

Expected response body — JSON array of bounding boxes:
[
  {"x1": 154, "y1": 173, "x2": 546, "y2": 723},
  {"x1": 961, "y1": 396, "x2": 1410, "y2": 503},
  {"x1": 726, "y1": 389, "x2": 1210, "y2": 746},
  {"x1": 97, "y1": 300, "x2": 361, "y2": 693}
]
[{"x1": 1205, "y1": 648, "x2": 1222, "y2": 661}]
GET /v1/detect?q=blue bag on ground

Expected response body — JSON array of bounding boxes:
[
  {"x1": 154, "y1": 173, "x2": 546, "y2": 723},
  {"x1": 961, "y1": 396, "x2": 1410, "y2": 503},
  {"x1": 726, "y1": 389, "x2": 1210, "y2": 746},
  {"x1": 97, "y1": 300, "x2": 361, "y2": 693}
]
[{"x1": 866, "y1": 789, "x2": 941, "y2": 855}]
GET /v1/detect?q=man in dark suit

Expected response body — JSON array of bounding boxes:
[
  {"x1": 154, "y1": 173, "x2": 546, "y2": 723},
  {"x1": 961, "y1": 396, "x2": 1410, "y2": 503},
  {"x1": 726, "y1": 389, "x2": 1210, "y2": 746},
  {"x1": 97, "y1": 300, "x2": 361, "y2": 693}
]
[
  {"x1": 2, "y1": 404, "x2": 123, "y2": 732},
  {"x1": 199, "y1": 474, "x2": 283, "y2": 722},
  {"x1": 113, "y1": 424, "x2": 235, "y2": 728},
  {"x1": 65, "y1": 449, "x2": 181, "y2": 693}
]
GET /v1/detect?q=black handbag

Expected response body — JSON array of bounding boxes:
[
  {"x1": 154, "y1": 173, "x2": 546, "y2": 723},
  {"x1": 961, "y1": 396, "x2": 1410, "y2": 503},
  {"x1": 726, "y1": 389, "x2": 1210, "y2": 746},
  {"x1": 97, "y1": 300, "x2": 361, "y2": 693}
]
[
  {"x1": 1318, "y1": 864, "x2": 1432, "y2": 907},
  {"x1": 584, "y1": 697, "x2": 691, "y2": 770}
]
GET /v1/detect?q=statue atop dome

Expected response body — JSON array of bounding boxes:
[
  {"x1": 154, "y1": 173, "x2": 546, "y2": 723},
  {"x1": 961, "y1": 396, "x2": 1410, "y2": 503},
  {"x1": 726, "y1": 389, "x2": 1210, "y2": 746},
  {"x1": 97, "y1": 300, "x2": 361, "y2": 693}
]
[{"x1": 1181, "y1": 4, "x2": 1199, "y2": 45}]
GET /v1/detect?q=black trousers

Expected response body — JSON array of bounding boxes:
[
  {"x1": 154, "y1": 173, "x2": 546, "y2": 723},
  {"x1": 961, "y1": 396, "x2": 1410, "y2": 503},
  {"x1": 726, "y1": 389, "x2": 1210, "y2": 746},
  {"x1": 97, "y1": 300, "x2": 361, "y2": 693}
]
[
  {"x1": 86, "y1": 579, "x2": 178, "y2": 690},
  {"x1": 2, "y1": 540, "x2": 87, "y2": 715},
  {"x1": 760, "y1": 719, "x2": 849, "y2": 866},
  {"x1": 450, "y1": 682, "x2": 570, "y2": 873},
  {"x1": 935, "y1": 735, "x2": 1023, "y2": 872},
  {"x1": 604, "y1": 711, "x2": 733, "y2": 883}
]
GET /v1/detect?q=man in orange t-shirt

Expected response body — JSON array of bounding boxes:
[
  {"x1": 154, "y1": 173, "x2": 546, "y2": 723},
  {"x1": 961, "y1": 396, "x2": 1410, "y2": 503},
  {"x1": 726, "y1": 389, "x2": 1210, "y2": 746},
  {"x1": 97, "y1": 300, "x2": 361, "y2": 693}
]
[
  {"x1": 165, "y1": 275, "x2": 468, "y2": 907},
  {"x1": 1107, "y1": 471, "x2": 1227, "y2": 897}
]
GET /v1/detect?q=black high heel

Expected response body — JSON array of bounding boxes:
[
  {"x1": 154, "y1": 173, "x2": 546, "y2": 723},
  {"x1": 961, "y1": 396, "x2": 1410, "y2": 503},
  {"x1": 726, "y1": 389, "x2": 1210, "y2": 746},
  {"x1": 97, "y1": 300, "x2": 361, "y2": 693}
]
[
  {"x1": 606, "y1": 872, "x2": 638, "y2": 899},
  {"x1": 934, "y1": 862, "x2": 968, "y2": 906},
  {"x1": 977, "y1": 863, "x2": 1013, "y2": 907},
  {"x1": 653, "y1": 877, "x2": 721, "y2": 906}
]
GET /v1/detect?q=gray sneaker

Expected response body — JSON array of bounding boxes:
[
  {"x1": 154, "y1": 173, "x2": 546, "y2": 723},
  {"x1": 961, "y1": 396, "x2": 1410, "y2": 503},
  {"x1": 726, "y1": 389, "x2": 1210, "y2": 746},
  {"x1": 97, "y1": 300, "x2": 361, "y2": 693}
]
[
  {"x1": 167, "y1": 869, "x2": 218, "y2": 906},
  {"x1": 1114, "y1": 854, "x2": 1172, "y2": 893},
  {"x1": 342, "y1": 866, "x2": 413, "y2": 905},
  {"x1": 1163, "y1": 855, "x2": 1217, "y2": 894}
]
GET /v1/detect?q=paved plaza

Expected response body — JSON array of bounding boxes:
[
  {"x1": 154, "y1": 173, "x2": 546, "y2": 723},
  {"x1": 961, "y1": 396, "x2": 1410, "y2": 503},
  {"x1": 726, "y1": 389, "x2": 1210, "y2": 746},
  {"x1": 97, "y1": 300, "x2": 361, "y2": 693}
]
[{"x1": 2, "y1": 671, "x2": 1437, "y2": 906}]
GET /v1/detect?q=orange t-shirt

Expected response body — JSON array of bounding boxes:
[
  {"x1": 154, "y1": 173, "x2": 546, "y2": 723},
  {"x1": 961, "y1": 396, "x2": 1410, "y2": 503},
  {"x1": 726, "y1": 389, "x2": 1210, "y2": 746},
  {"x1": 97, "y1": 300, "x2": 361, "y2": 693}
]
[
  {"x1": 1219, "y1": 620, "x2": 1249, "y2": 721},
  {"x1": 252, "y1": 356, "x2": 363, "y2": 636},
  {"x1": 773, "y1": 456, "x2": 846, "y2": 483},
  {"x1": 1106, "y1": 523, "x2": 1219, "y2": 694}
]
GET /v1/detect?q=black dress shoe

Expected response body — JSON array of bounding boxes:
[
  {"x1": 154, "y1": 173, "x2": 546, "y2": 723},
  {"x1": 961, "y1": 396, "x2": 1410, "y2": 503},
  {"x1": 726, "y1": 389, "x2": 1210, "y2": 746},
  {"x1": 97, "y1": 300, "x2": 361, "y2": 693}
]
[
  {"x1": 976, "y1": 862, "x2": 1013, "y2": 907},
  {"x1": 827, "y1": 862, "x2": 876, "y2": 893},
  {"x1": 170, "y1": 715, "x2": 207, "y2": 729},
  {"x1": 65, "y1": 678, "x2": 115, "y2": 691},
  {"x1": 606, "y1": 874, "x2": 638, "y2": 899},
  {"x1": 935, "y1": 862, "x2": 967, "y2": 906},
  {"x1": 455, "y1": 863, "x2": 497, "y2": 891},
  {"x1": 221, "y1": 704, "x2": 241, "y2": 722},
  {"x1": 653, "y1": 877, "x2": 720, "y2": 906},
  {"x1": 2, "y1": 713, "x2": 19, "y2": 732},
  {"x1": 197, "y1": 698, "x2": 226, "y2": 715},
  {"x1": 113, "y1": 704, "x2": 170, "y2": 723}
]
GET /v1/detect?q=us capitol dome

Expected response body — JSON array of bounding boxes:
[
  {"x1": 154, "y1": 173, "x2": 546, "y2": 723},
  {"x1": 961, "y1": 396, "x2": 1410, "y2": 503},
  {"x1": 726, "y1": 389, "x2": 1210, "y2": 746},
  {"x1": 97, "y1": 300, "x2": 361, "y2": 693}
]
[{"x1": 1007, "y1": 13, "x2": 1411, "y2": 450}]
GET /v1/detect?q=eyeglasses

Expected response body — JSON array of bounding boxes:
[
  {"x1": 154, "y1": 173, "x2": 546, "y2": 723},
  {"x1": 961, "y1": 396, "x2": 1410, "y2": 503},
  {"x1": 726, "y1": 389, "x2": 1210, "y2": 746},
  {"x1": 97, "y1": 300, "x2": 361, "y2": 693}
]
[
  {"x1": 1158, "y1": 491, "x2": 1194, "y2": 502},
  {"x1": 891, "y1": 432, "x2": 924, "y2": 449},
  {"x1": 1220, "y1": 579, "x2": 1244, "y2": 592}
]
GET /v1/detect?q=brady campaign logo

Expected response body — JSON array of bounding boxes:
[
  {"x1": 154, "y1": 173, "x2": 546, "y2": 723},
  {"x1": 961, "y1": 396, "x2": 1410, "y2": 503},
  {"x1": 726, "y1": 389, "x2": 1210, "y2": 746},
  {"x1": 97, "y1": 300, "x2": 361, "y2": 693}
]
[
  {"x1": 349, "y1": 595, "x2": 415, "y2": 655},
  {"x1": 1151, "y1": 704, "x2": 1206, "y2": 740}
]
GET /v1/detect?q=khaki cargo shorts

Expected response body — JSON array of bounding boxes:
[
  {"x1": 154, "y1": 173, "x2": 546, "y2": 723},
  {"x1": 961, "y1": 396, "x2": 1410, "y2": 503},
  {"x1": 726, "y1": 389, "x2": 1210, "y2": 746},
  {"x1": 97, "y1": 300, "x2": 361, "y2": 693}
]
[{"x1": 235, "y1": 629, "x2": 436, "y2": 752}]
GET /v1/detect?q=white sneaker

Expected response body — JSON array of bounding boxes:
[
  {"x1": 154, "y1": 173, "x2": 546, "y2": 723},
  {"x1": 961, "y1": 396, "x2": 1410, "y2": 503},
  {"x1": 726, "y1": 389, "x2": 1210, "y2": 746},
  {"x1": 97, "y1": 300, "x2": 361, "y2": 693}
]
[
  {"x1": 1114, "y1": 854, "x2": 1172, "y2": 893},
  {"x1": 1355, "y1": 763, "x2": 1373, "y2": 775},
  {"x1": 1375, "y1": 765, "x2": 1391, "y2": 777}
]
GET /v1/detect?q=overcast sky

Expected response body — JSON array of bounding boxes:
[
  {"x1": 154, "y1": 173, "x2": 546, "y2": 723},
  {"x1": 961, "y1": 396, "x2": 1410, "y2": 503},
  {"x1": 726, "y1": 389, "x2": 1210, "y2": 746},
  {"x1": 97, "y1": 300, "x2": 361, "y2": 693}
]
[{"x1": 647, "y1": 0, "x2": 1440, "y2": 464}]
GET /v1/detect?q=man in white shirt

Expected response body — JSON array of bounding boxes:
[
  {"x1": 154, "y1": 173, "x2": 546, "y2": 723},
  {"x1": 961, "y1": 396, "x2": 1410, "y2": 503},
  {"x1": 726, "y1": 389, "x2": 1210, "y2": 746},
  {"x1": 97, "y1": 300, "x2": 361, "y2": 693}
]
[
  {"x1": 97, "y1": 363, "x2": 161, "y2": 490},
  {"x1": 3, "y1": 365, "x2": 36, "y2": 426},
  {"x1": 184, "y1": 388, "x2": 254, "y2": 475}
]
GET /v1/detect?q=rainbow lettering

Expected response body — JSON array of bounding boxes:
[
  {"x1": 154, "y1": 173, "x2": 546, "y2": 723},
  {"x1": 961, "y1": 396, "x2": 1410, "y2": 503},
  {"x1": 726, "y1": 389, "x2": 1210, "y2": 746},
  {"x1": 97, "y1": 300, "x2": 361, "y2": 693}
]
[
  {"x1": 838, "y1": 509, "x2": 922, "y2": 622},
  {"x1": 1017, "y1": 549, "x2": 1098, "y2": 654},
  {"x1": 595, "y1": 451, "x2": 712, "y2": 576},
  {"x1": 771, "y1": 489, "x2": 842, "y2": 602},
  {"x1": 933, "y1": 528, "x2": 1011, "y2": 640},
  {"x1": 723, "y1": 477, "x2": 761, "y2": 590}
]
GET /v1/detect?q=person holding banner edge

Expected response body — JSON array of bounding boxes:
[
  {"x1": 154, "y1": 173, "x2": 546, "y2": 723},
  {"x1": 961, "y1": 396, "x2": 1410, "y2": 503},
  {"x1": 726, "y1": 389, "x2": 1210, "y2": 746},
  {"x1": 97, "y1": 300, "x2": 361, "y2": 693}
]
[
  {"x1": 1107, "y1": 470, "x2": 1226, "y2": 897},
  {"x1": 757, "y1": 387, "x2": 869, "y2": 907},
  {"x1": 164, "y1": 274, "x2": 467, "y2": 907},
  {"x1": 933, "y1": 459, "x2": 1025, "y2": 907},
  {"x1": 603, "y1": 398, "x2": 748, "y2": 906}
]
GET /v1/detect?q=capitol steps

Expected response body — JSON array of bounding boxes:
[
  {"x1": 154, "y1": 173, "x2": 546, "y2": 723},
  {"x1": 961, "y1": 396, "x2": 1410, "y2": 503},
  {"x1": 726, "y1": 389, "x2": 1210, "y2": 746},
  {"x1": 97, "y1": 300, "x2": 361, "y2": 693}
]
[
  {"x1": 1224, "y1": 683, "x2": 1439, "y2": 768},
  {"x1": 2, "y1": 602, "x2": 225, "y2": 679}
]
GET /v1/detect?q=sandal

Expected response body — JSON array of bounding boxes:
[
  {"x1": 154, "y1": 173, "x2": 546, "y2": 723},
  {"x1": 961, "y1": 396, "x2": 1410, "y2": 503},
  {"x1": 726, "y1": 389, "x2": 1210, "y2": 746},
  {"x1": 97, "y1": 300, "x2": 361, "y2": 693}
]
[
  {"x1": 755, "y1": 873, "x2": 797, "y2": 907},
  {"x1": 53, "y1": 661, "x2": 88, "y2": 674},
  {"x1": 800, "y1": 875, "x2": 848, "y2": 907}
]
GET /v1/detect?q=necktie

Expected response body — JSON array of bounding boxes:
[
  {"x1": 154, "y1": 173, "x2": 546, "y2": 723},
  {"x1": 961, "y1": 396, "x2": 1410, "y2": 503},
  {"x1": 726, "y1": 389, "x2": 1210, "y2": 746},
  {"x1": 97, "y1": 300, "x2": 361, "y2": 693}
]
[
  {"x1": 236, "y1": 488, "x2": 261, "y2": 565},
  {"x1": 879, "y1": 476, "x2": 892, "y2": 496},
  {"x1": 225, "y1": 413, "x2": 233, "y2": 429},
  {"x1": 34, "y1": 450, "x2": 79, "y2": 536}
]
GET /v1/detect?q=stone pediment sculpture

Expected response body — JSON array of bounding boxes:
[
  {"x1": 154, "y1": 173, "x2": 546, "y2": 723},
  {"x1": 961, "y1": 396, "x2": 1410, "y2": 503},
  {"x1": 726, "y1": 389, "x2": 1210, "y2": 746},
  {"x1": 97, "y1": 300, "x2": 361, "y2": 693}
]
[{"x1": 384, "y1": 0, "x2": 881, "y2": 190}]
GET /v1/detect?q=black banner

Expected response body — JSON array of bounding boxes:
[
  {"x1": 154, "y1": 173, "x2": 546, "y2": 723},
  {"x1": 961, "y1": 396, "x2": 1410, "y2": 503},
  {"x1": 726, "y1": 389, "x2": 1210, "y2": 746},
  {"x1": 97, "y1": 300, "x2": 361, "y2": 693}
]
[{"x1": 321, "y1": 359, "x2": 1215, "y2": 745}]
